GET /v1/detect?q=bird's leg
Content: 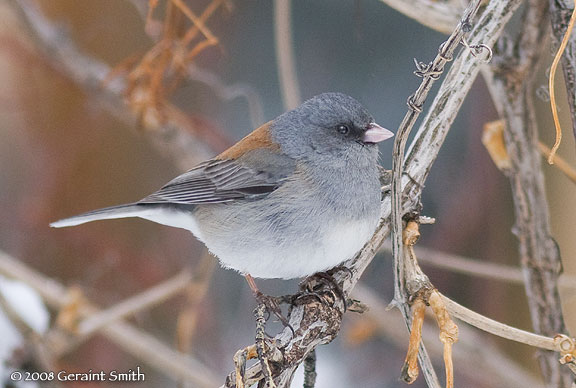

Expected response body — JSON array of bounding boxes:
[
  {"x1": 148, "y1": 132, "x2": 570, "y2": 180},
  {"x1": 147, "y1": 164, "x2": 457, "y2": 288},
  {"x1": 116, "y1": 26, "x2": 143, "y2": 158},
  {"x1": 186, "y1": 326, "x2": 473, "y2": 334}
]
[{"x1": 244, "y1": 274, "x2": 292, "y2": 330}]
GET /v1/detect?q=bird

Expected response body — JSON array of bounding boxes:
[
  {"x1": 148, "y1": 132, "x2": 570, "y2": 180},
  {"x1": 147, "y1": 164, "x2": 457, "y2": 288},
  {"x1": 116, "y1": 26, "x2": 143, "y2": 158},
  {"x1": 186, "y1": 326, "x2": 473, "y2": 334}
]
[{"x1": 51, "y1": 92, "x2": 393, "y2": 298}]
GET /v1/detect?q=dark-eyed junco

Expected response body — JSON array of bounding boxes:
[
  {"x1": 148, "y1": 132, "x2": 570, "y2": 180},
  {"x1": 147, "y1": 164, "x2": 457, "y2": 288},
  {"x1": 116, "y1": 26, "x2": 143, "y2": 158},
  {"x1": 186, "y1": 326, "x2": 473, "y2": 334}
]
[{"x1": 51, "y1": 93, "x2": 393, "y2": 282}]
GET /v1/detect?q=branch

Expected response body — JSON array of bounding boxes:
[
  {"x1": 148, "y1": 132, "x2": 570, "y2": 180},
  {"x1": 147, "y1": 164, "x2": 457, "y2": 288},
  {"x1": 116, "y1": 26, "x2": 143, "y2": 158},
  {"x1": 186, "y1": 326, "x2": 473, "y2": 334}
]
[
  {"x1": 538, "y1": 142, "x2": 576, "y2": 183},
  {"x1": 274, "y1": 0, "x2": 301, "y2": 110},
  {"x1": 380, "y1": 243, "x2": 576, "y2": 289},
  {"x1": 440, "y1": 294, "x2": 556, "y2": 351},
  {"x1": 378, "y1": 0, "x2": 461, "y2": 34},
  {"x1": 390, "y1": 0, "x2": 482, "y2": 303},
  {"x1": 76, "y1": 270, "x2": 193, "y2": 338},
  {"x1": 481, "y1": 1, "x2": 572, "y2": 385},
  {"x1": 352, "y1": 283, "x2": 545, "y2": 388},
  {"x1": 388, "y1": 3, "x2": 485, "y2": 385},
  {"x1": 0, "y1": 250, "x2": 220, "y2": 388},
  {"x1": 9, "y1": 0, "x2": 266, "y2": 170},
  {"x1": 388, "y1": 0, "x2": 524, "y2": 385}
]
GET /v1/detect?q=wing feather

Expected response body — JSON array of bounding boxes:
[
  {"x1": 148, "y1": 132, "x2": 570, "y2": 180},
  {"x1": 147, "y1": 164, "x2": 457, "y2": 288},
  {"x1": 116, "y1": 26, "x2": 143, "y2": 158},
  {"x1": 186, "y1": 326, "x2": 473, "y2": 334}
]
[{"x1": 138, "y1": 152, "x2": 295, "y2": 205}]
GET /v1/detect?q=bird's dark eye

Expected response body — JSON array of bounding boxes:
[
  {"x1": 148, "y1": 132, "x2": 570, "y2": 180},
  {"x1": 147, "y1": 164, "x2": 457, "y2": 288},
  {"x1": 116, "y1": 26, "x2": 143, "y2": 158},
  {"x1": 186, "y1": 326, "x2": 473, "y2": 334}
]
[{"x1": 336, "y1": 124, "x2": 350, "y2": 135}]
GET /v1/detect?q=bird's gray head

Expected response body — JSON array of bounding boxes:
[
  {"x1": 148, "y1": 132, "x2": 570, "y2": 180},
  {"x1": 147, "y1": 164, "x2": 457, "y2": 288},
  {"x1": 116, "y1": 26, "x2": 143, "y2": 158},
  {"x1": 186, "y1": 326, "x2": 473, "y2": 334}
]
[{"x1": 271, "y1": 93, "x2": 392, "y2": 162}]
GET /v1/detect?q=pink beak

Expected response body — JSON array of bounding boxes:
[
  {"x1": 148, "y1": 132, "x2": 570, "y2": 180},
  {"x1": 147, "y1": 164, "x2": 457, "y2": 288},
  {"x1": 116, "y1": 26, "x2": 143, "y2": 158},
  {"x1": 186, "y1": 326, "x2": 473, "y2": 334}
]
[{"x1": 363, "y1": 122, "x2": 394, "y2": 144}]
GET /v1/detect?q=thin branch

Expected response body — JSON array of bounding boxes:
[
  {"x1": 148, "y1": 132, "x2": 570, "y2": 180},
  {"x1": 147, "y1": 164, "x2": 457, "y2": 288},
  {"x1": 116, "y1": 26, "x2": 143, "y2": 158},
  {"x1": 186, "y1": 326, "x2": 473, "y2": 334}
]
[
  {"x1": 77, "y1": 270, "x2": 193, "y2": 338},
  {"x1": 549, "y1": 0, "x2": 576, "y2": 143},
  {"x1": 547, "y1": 4, "x2": 576, "y2": 163},
  {"x1": 389, "y1": 1, "x2": 482, "y2": 386},
  {"x1": 391, "y1": 0, "x2": 482, "y2": 305},
  {"x1": 303, "y1": 349, "x2": 316, "y2": 388},
  {"x1": 186, "y1": 64, "x2": 265, "y2": 127},
  {"x1": 352, "y1": 283, "x2": 545, "y2": 388},
  {"x1": 176, "y1": 250, "x2": 216, "y2": 355},
  {"x1": 10, "y1": 0, "x2": 265, "y2": 169},
  {"x1": 274, "y1": 0, "x2": 301, "y2": 110},
  {"x1": 377, "y1": 0, "x2": 461, "y2": 34},
  {"x1": 538, "y1": 141, "x2": 576, "y2": 184},
  {"x1": 380, "y1": 243, "x2": 576, "y2": 289},
  {"x1": 0, "y1": 250, "x2": 220, "y2": 388},
  {"x1": 440, "y1": 293, "x2": 556, "y2": 351}
]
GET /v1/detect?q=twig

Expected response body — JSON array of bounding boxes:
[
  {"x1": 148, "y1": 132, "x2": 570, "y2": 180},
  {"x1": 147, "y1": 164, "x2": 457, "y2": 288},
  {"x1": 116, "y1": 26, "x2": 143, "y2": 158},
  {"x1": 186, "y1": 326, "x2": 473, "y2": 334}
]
[
  {"x1": 274, "y1": 0, "x2": 301, "y2": 110},
  {"x1": 549, "y1": 0, "x2": 576, "y2": 142},
  {"x1": 176, "y1": 250, "x2": 216, "y2": 355},
  {"x1": 538, "y1": 141, "x2": 576, "y2": 184},
  {"x1": 381, "y1": 243, "x2": 576, "y2": 289},
  {"x1": 428, "y1": 291, "x2": 458, "y2": 388},
  {"x1": 0, "y1": 250, "x2": 220, "y2": 387},
  {"x1": 547, "y1": 4, "x2": 576, "y2": 164},
  {"x1": 9, "y1": 0, "x2": 265, "y2": 168},
  {"x1": 176, "y1": 252, "x2": 215, "y2": 388},
  {"x1": 77, "y1": 270, "x2": 193, "y2": 337},
  {"x1": 170, "y1": 0, "x2": 218, "y2": 42},
  {"x1": 390, "y1": 1, "x2": 483, "y2": 386},
  {"x1": 391, "y1": 0, "x2": 482, "y2": 306},
  {"x1": 352, "y1": 283, "x2": 545, "y2": 388},
  {"x1": 186, "y1": 64, "x2": 265, "y2": 127},
  {"x1": 401, "y1": 298, "x2": 426, "y2": 383},
  {"x1": 440, "y1": 293, "x2": 557, "y2": 351}
]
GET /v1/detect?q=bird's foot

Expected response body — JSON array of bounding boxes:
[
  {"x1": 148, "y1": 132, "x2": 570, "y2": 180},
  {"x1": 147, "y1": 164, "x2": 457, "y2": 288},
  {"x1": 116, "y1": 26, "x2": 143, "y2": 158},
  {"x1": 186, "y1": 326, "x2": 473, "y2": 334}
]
[{"x1": 297, "y1": 268, "x2": 350, "y2": 312}]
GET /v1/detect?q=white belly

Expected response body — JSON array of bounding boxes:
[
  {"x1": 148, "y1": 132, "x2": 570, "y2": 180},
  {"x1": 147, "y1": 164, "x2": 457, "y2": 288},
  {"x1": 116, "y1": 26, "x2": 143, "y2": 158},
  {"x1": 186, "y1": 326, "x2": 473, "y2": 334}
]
[{"x1": 212, "y1": 217, "x2": 377, "y2": 279}]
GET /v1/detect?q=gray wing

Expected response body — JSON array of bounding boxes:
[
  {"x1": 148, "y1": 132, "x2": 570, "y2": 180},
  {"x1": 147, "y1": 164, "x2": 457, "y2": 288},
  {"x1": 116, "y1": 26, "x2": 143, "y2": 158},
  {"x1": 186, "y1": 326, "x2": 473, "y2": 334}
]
[{"x1": 139, "y1": 151, "x2": 296, "y2": 205}]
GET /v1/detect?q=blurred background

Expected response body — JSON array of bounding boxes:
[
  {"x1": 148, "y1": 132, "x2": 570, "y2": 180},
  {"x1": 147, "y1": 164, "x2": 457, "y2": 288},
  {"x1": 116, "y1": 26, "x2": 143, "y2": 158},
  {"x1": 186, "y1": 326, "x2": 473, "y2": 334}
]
[{"x1": 0, "y1": 0, "x2": 575, "y2": 387}]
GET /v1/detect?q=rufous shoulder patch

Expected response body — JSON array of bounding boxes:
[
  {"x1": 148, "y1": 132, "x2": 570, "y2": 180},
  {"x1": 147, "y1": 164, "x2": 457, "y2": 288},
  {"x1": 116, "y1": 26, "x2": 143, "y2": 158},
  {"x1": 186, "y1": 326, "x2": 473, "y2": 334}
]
[{"x1": 216, "y1": 121, "x2": 280, "y2": 160}]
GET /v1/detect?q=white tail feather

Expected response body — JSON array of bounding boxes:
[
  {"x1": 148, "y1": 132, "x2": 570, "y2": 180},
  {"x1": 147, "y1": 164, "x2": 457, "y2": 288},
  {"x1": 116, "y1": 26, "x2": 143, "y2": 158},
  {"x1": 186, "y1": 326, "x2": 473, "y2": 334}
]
[
  {"x1": 50, "y1": 204, "x2": 202, "y2": 239},
  {"x1": 50, "y1": 204, "x2": 142, "y2": 228}
]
